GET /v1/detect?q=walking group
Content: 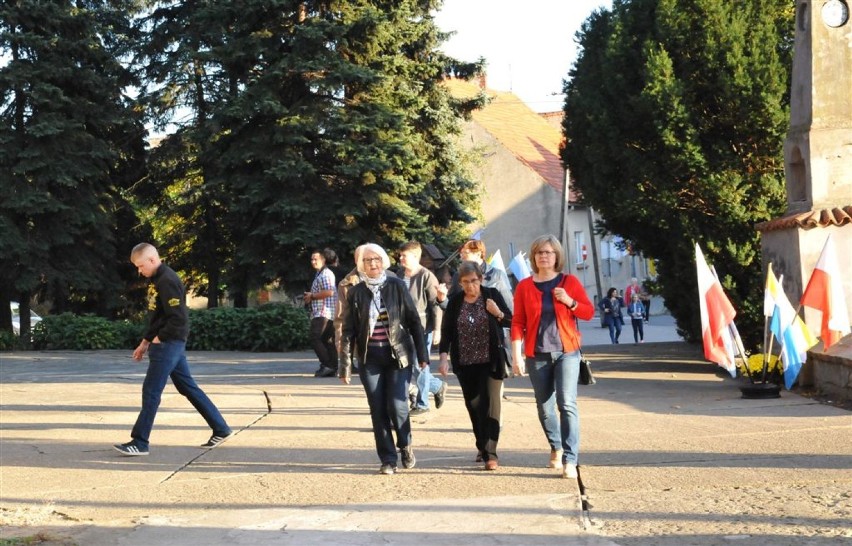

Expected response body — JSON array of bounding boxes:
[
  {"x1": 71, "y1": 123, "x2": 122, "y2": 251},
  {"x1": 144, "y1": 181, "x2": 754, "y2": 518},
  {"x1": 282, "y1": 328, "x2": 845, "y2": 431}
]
[
  {"x1": 113, "y1": 235, "x2": 597, "y2": 482},
  {"x1": 598, "y1": 277, "x2": 652, "y2": 344}
]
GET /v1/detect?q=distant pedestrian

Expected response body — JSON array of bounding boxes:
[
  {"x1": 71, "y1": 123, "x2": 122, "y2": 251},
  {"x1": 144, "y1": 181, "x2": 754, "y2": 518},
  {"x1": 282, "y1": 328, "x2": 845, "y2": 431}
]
[
  {"x1": 114, "y1": 243, "x2": 232, "y2": 456},
  {"x1": 338, "y1": 244, "x2": 428, "y2": 475},
  {"x1": 398, "y1": 241, "x2": 447, "y2": 415},
  {"x1": 627, "y1": 293, "x2": 645, "y2": 343},
  {"x1": 599, "y1": 287, "x2": 624, "y2": 344},
  {"x1": 511, "y1": 235, "x2": 593, "y2": 479},
  {"x1": 438, "y1": 261, "x2": 512, "y2": 470},
  {"x1": 305, "y1": 249, "x2": 338, "y2": 377},
  {"x1": 626, "y1": 277, "x2": 651, "y2": 323}
]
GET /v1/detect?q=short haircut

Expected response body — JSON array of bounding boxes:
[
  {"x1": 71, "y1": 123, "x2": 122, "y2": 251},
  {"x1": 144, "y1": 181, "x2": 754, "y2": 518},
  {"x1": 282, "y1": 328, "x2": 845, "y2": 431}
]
[
  {"x1": 529, "y1": 234, "x2": 565, "y2": 274},
  {"x1": 460, "y1": 239, "x2": 486, "y2": 256},
  {"x1": 130, "y1": 242, "x2": 158, "y2": 261},
  {"x1": 356, "y1": 243, "x2": 391, "y2": 273},
  {"x1": 323, "y1": 248, "x2": 339, "y2": 265},
  {"x1": 457, "y1": 260, "x2": 483, "y2": 280},
  {"x1": 399, "y1": 241, "x2": 422, "y2": 258}
]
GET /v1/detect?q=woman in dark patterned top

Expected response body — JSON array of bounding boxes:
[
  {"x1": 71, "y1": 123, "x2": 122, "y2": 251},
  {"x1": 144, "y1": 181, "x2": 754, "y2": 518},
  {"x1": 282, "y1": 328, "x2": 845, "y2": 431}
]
[
  {"x1": 438, "y1": 261, "x2": 512, "y2": 470},
  {"x1": 339, "y1": 244, "x2": 428, "y2": 475}
]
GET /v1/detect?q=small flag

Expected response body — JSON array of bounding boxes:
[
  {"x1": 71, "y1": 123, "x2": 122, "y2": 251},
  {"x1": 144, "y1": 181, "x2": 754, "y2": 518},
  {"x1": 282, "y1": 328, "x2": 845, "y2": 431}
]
[
  {"x1": 509, "y1": 251, "x2": 531, "y2": 281},
  {"x1": 800, "y1": 234, "x2": 851, "y2": 350},
  {"x1": 488, "y1": 249, "x2": 507, "y2": 275},
  {"x1": 765, "y1": 264, "x2": 818, "y2": 389},
  {"x1": 696, "y1": 244, "x2": 738, "y2": 377}
]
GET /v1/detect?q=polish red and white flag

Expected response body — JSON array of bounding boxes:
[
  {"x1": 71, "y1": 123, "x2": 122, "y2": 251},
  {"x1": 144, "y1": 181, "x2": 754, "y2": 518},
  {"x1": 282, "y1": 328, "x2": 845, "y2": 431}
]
[
  {"x1": 696, "y1": 244, "x2": 739, "y2": 376},
  {"x1": 800, "y1": 234, "x2": 851, "y2": 350}
]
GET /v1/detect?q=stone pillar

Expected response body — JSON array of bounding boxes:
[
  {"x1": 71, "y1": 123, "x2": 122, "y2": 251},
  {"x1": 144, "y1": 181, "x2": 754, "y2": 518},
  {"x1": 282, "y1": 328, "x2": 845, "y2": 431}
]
[{"x1": 758, "y1": 0, "x2": 852, "y2": 387}]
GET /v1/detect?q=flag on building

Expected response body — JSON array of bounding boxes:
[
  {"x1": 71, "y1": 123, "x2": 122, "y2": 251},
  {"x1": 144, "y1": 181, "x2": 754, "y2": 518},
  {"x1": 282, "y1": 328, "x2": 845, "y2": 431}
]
[
  {"x1": 800, "y1": 234, "x2": 851, "y2": 350},
  {"x1": 508, "y1": 251, "x2": 531, "y2": 281},
  {"x1": 696, "y1": 244, "x2": 738, "y2": 377},
  {"x1": 764, "y1": 264, "x2": 818, "y2": 389}
]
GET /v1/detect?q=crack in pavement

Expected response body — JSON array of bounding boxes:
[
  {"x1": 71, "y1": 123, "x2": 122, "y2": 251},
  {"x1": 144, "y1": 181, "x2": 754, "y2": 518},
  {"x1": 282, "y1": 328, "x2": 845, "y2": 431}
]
[{"x1": 160, "y1": 389, "x2": 272, "y2": 484}]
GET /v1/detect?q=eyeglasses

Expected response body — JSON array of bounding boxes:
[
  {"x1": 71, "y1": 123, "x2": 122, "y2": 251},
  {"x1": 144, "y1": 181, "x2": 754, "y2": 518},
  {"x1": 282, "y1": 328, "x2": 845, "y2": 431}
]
[
  {"x1": 362, "y1": 257, "x2": 383, "y2": 264},
  {"x1": 460, "y1": 278, "x2": 481, "y2": 286},
  {"x1": 535, "y1": 250, "x2": 556, "y2": 256}
]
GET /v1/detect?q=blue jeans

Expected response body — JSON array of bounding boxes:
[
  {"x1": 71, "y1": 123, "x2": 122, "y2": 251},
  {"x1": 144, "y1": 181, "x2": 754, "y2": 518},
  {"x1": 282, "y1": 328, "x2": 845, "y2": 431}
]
[
  {"x1": 359, "y1": 347, "x2": 413, "y2": 465},
  {"x1": 526, "y1": 350, "x2": 581, "y2": 465},
  {"x1": 606, "y1": 318, "x2": 622, "y2": 344},
  {"x1": 131, "y1": 340, "x2": 231, "y2": 449},
  {"x1": 412, "y1": 331, "x2": 443, "y2": 410}
]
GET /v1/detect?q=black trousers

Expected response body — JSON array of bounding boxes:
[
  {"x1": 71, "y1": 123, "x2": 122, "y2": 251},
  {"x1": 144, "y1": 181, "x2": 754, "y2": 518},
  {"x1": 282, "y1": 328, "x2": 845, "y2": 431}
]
[
  {"x1": 309, "y1": 317, "x2": 336, "y2": 369},
  {"x1": 455, "y1": 362, "x2": 502, "y2": 462}
]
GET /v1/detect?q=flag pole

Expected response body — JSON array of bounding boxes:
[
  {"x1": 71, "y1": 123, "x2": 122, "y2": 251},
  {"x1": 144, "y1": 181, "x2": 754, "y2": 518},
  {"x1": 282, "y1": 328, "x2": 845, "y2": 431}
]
[
  {"x1": 729, "y1": 322, "x2": 753, "y2": 382},
  {"x1": 760, "y1": 315, "x2": 775, "y2": 383}
]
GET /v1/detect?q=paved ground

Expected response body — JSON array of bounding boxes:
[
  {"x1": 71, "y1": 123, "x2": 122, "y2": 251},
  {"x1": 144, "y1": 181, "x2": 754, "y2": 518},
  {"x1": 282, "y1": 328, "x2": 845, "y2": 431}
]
[{"x1": 1, "y1": 314, "x2": 851, "y2": 545}]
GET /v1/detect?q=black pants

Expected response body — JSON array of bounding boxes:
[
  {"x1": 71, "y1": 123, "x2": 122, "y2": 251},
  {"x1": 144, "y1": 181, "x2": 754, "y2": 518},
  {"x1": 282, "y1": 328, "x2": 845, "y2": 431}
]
[
  {"x1": 309, "y1": 317, "x2": 336, "y2": 369},
  {"x1": 455, "y1": 362, "x2": 502, "y2": 462}
]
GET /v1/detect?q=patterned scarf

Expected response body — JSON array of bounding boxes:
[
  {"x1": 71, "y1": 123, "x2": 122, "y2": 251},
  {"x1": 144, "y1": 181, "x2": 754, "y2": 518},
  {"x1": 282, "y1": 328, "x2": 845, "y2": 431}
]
[{"x1": 360, "y1": 271, "x2": 387, "y2": 336}]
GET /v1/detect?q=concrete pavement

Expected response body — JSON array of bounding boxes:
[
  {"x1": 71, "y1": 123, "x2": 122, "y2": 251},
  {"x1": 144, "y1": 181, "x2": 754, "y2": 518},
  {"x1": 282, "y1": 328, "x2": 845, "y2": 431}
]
[{"x1": 1, "y1": 319, "x2": 850, "y2": 545}]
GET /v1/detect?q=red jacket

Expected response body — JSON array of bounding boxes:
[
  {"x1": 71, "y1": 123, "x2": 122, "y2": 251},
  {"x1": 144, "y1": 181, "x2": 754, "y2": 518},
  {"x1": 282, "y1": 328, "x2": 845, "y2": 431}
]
[{"x1": 511, "y1": 273, "x2": 594, "y2": 357}]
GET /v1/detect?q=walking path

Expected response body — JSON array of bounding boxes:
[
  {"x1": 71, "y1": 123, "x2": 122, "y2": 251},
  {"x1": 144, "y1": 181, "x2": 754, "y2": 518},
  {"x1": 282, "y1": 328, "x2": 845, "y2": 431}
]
[{"x1": 1, "y1": 316, "x2": 850, "y2": 545}]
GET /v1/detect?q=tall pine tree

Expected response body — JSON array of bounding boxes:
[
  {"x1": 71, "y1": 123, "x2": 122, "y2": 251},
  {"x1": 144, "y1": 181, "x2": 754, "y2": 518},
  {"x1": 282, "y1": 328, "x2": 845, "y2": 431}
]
[{"x1": 0, "y1": 1, "x2": 146, "y2": 336}]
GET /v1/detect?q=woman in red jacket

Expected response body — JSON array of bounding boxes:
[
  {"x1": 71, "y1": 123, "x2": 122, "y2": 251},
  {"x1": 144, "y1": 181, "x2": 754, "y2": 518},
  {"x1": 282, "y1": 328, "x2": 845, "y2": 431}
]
[{"x1": 510, "y1": 235, "x2": 594, "y2": 479}]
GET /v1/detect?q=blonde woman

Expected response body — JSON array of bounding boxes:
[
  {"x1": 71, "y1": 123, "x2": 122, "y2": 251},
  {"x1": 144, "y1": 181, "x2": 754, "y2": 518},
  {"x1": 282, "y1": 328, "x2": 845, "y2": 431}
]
[{"x1": 510, "y1": 235, "x2": 593, "y2": 479}]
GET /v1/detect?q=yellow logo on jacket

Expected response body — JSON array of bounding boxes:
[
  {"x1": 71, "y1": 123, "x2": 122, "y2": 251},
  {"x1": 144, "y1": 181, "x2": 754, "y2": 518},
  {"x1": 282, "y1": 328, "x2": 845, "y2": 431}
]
[
  {"x1": 147, "y1": 285, "x2": 158, "y2": 311},
  {"x1": 168, "y1": 298, "x2": 180, "y2": 307}
]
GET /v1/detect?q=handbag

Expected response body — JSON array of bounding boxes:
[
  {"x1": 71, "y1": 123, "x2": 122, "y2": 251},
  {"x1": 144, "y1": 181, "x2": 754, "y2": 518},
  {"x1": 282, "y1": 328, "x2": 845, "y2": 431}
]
[{"x1": 578, "y1": 355, "x2": 596, "y2": 385}]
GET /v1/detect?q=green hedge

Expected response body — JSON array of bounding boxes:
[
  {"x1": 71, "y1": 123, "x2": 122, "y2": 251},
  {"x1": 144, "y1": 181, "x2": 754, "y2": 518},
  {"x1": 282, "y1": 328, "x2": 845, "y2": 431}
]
[
  {"x1": 187, "y1": 304, "x2": 310, "y2": 351},
  {"x1": 31, "y1": 314, "x2": 143, "y2": 350},
  {"x1": 7, "y1": 303, "x2": 310, "y2": 352}
]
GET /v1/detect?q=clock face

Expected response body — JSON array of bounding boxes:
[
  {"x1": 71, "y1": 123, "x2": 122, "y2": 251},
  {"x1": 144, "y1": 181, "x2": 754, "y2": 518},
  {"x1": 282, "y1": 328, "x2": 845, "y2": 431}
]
[{"x1": 822, "y1": 0, "x2": 850, "y2": 28}]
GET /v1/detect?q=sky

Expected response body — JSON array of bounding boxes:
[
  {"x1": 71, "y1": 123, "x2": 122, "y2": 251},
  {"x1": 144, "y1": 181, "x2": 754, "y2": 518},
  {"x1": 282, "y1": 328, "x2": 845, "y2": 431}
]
[{"x1": 433, "y1": 0, "x2": 613, "y2": 113}]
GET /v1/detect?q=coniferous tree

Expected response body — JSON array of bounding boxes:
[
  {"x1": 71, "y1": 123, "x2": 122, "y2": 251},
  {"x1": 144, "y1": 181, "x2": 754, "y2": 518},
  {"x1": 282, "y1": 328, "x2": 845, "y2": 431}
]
[
  {"x1": 0, "y1": 1, "x2": 146, "y2": 336},
  {"x1": 563, "y1": 0, "x2": 793, "y2": 347},
  {"x1": 135, "y1": 0, "x2": 481, "y2": 301}
]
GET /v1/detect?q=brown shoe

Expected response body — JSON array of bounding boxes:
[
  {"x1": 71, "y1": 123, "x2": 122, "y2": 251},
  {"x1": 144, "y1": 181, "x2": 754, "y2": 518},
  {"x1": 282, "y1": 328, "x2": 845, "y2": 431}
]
[
  {"x1": 548, "y1": 449, "x2": 563, "y2": 469},
  {"x1": 485, "y1": 459, "x2": 498, "y2": 471}
]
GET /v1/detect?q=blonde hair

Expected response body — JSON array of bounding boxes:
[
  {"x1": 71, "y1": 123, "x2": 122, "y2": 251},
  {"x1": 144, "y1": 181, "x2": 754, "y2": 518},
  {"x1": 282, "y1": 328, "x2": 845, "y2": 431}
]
[
  {"x1": 130, "y1": 242, "x2": 159, "y2": 261},
  {"x1": 529, "y1": 234, "x2": 565, "y2": 274}
]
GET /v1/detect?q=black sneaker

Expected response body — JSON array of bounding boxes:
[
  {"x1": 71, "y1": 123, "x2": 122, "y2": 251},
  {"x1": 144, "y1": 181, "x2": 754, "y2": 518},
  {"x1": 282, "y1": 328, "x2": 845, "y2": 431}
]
[
  {"x1": 400, "y1": 446, "x2": 416, "y2": 469},
  {"x1": 201, "y1": 431, "x2": 233, "y2": 448},
  {"x1": 379, "y1": 463, "x2": 397, "y2": 475},
  {"x1": 409, "y1": 407, "x2": 429, "y2": 416},
  {"x1": 434, "y1": 381, "x2": 448, "y2": 409},
  {"x1": 314, "y1": 367, "x2": 335, "y2": 378},
  {"x1": 113, "y1": 442, "x2": 148, "y2": 456}
]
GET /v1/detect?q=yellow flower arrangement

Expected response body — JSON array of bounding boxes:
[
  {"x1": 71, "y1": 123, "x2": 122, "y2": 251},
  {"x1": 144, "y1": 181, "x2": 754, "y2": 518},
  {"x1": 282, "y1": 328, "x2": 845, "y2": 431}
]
[{"x1": 741, "y1": 353, "x2": 781, "y2": 377}]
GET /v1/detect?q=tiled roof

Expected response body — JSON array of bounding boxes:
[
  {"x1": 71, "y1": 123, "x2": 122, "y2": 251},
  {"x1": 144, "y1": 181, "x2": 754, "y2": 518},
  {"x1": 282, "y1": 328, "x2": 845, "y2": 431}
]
[
  {"x1": 444, "y1": 78, "x2": 580, "y2": 202},
  {"x1": 755, "y1": 205, "x2": 852, "y2": 232}
]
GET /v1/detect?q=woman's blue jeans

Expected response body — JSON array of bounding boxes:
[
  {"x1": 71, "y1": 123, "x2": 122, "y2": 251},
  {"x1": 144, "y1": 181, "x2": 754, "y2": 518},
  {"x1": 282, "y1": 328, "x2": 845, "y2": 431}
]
[
  {"x1": 606, "y1": 319, "x2": 622, "y2": 344},
  {"x1": 131, "y1": 340, "x2": 230, "y2": 449},
  {"x1": 526, "y1": 350, "x2": 581, "y2": 465},
  {"x1": 359, "y1": 349, "x2": 413, "y2": 465}
]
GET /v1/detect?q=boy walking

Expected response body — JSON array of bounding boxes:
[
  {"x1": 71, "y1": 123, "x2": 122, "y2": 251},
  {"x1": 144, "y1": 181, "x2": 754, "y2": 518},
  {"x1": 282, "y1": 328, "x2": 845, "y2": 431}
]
[{"x1": 114, "y1": 243, "x2": 232, "y2": 456}]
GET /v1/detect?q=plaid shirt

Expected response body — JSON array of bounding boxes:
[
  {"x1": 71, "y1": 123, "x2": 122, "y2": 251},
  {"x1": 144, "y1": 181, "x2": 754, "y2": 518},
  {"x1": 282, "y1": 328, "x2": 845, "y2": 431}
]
[{"x1": 310, "y1": 267, "x2": 337, "y2": 320}]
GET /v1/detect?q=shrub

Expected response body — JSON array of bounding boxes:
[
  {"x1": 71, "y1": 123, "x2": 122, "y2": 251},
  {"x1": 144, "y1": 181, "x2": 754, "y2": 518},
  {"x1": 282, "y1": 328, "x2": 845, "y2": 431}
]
[
  {"x1": 10, "y1": 303, "x2": 309, "y2": 352},
  {"x1": 187, "y1": 303, "x2": 310, "y2": 351},
  {"x1": 31, "y1": 314, "x2": 133, "y2": 350}
]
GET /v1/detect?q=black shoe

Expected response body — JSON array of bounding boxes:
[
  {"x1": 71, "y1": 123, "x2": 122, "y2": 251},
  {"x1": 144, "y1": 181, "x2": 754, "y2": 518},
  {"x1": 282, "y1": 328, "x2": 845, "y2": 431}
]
[
  {"x1": 434, "y1": 381, "x2": 447, "y2": 409},
  {"x1": 379, "y1": 463, "x2": 397, "y2": 475},
  {"x1": 400, "y1": 446, "x2": 416, "y2": 469},
  {"x1": 314, "y1": 367, "x2": 335, "y2": 377},
  {"x1": 113, "y1": 441, "x2": 148, "y2": 456},
  {"x1": 201, "y1": 431, "x2": 233, "y2": 448},
  {"x1": 410, "y1": 407, "x2": 429, "y2": 416}
]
